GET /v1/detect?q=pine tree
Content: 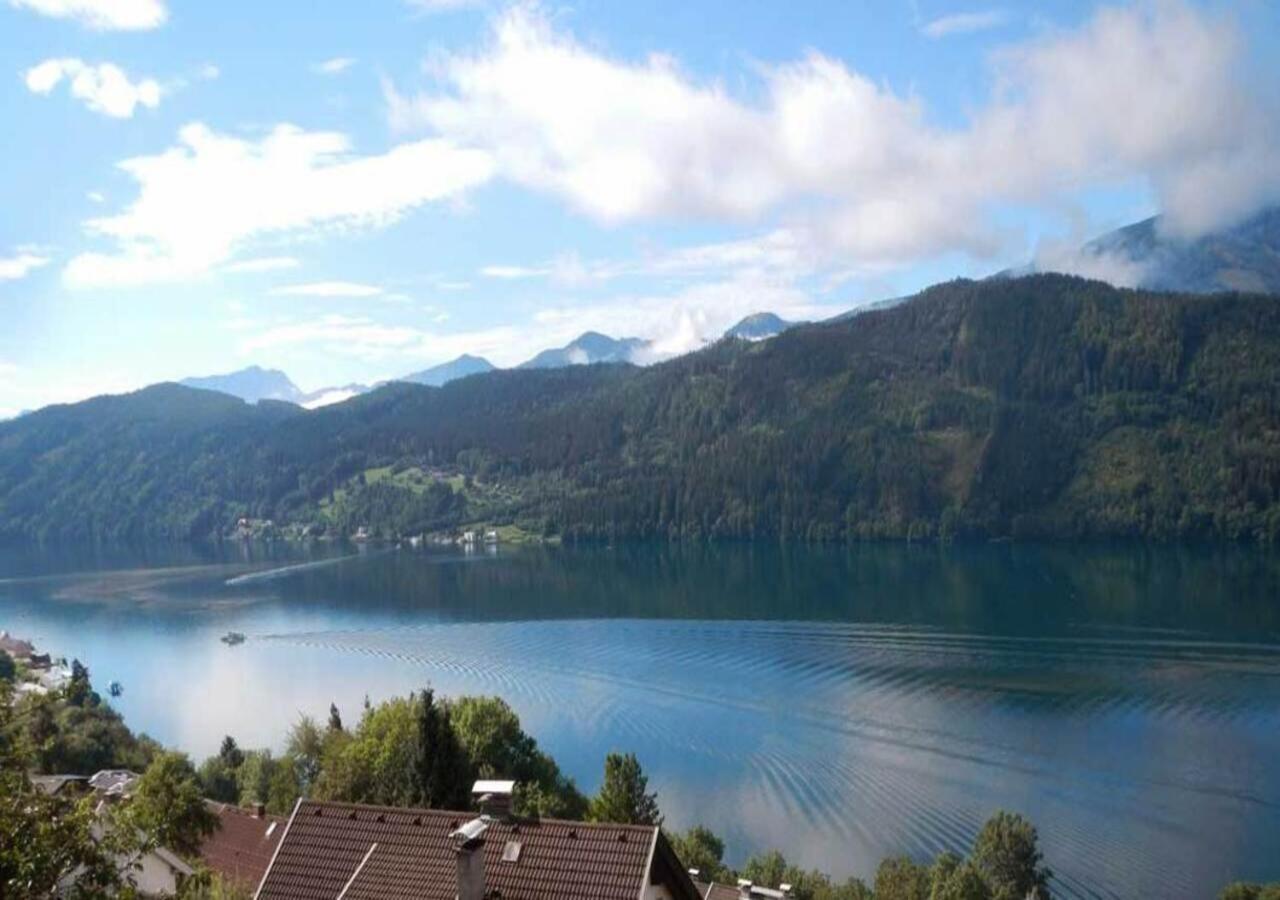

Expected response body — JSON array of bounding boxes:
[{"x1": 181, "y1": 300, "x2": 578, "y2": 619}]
[
  {"x1": 328, "y1": 702, "x2": 344, "y2": 732},
  {"x1": 414, "y1": 689, "x2": 472, "y2": 810},
  {"x1": 588, "y1": 752, "x2": 662, "y2": 826}
]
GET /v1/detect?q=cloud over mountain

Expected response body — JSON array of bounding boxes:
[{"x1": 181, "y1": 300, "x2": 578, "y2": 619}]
[{"x1": 388, "y1": 2, "x2": 1279, "y2": 265}]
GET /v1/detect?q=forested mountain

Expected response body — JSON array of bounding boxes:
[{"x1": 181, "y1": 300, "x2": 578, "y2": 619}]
[
  {"x1": 179, "y1": 366, "x2": 304, "y2": 404},
  {"x1": 399, "y1": 354, "x2": 496, "y2": 386},
  {"x1": 3, "y1": 274, "x2": 1280, "y2": 543},
  {"x1": 518, "y1": 332, "x2": 648, "y2": 368},
  {"x1": 725, "y1": 312, "x2": 796, "y2": 341}
]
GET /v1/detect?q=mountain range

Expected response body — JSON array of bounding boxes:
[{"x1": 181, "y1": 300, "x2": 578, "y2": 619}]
[
  {"x1": 3, "y1": 273, "x2": 1279, "y2": 544},
  {"x1": 177, "y1": 313, "x2": 802, "y2": 407}
]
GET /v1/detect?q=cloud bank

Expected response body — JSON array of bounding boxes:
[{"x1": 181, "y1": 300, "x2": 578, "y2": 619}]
[{"x1": 387, "y1": 2, "x2": 1279, "y2": 265}]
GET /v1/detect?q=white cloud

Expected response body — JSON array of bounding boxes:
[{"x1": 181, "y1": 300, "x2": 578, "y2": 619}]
[
  {"x1": 0, "y1": 251, "x2": 51, "y2": 281},
  {"x1": 87, "y1": 191, "x2": 106, "y2": 204},
  {"x1": 921, "y1": 10, "x2": 1010, "y2": 39},
  {"x1": 8, "y1": 0, "x2": 166, "y2": 30},
  {"x1": 24, "y1": 58, "x2": 162, "y2": 119},
  {"x1": 314, "y1": 57, "x2": 356, "y2": 76},
  {"x1": 64, "y1": 123, "x2": 494, "y2": 288},
  {"x1": 404, "y1": 0, "x2": 482, "y2": 13},
  {"x1": 224, "y1": 256, "x2": 300, "y2": 273},
  {"x1": 389, "y1": 2, "x2": 1280, "y2": 264},
  {"x1": 198, "y1": 64, "x2": 220, "y2": 80},
  {"x1": 479, "y1": 264, "x2": 547, "y2": 280},
  {"x1": 269, "y1": 281, "x2": 384, "y2": 298}
]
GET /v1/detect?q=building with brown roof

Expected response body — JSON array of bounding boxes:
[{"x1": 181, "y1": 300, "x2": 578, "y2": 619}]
[
  {"x1": 693, "y1": 879, "x2": 793, "y2": 900},
  {"x1": 199, "y1": 802, "x2": 286, "y2": 889},
  {"x1": 255, "y1": 783, "x2": 700, "y2": 900}
]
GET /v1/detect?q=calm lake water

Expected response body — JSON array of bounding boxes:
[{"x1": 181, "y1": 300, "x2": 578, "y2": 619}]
[{"x1": 2, "y1": 541, "x2": 1278, "y2": 898}]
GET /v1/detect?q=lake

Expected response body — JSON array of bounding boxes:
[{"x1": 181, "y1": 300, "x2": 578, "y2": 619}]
[{"x1": 2, "y1": 540, "x2": 1278, "y2": 898}]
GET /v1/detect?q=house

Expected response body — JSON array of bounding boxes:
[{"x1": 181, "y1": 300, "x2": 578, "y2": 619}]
[
  {"x1": 0, "y1": 630, "x2": 36, "y2": 660},
  {"x1": 693, "y1": 879, "x2": 794, "y2": 900},
  {"x1": 254, "y1": 781, "x2": 700, "y2": 900},
  {"x1": 88, "y1": 769, "x2": 141, "y2": 800},
  {"x1": 73, "y1": 822, "x2": 196, "y2": 898},
  {"x1": 125, "y1": 844, "x2": 197, "y2": 897},
  {"x1": 29, "y1": 774, "x2": 88, "y2": 797},
  {"x1": 199, "y1": 802, "x2": 286, "y2": 890}
]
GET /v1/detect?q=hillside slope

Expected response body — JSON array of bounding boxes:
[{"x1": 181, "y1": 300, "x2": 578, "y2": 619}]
[{"x1": 3, "y1": 275, "x2": 1279, "y2": 543}]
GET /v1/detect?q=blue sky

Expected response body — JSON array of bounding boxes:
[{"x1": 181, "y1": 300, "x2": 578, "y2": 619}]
[{"x1": 1, "y1": 0, "x2": 1278, "y2": 414}]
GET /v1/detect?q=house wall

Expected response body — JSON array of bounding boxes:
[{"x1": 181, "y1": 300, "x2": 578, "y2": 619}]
[{"x1": 129, "y1": 852, "x2": 183, "y2": 897}]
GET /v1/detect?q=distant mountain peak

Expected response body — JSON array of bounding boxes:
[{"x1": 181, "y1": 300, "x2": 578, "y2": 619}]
[
  {"x1": 179, "y1": 366, "x2": 303, "y2": 404},
  {"x1": 1027, "y1": 205, "x2": 1280, "y2": 295},
  {"x1": 518, "y1": 332, "x2": 647, "y2": 369},
  {"x1": 724, "y1": 312, "x2": 796, "y2": 341},
  {"x1": 399, "y1": 354, "x2": 496, "y2": 387}
]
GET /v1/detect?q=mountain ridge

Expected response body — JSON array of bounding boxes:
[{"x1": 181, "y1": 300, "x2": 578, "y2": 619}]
[{"x1": 4, "y1": 274, "x2": 1279, "y2": 544}]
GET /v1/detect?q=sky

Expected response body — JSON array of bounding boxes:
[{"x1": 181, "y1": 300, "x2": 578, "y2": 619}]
[{"x1": 2, "y1": 0, "x2": 1279, "y2": 415}]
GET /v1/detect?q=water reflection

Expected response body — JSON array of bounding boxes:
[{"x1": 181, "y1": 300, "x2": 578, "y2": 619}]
[{"x1": 1, "y1": 541, "x2": 1278, "y2": 898}]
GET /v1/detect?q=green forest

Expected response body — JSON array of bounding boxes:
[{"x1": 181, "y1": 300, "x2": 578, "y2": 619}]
[{"x1": 2, "y1": 274, "x2": 1280, "y2": 543}]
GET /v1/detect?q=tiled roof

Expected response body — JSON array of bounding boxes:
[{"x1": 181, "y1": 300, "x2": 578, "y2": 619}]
[
  {"x1": 694, "y1": 881, "x2": 743, "y2": 900},
  {"x1": 199, "y1": 802, "x2": 286, "y2": 888},
  {"x1": 0, "y1": 632, "x2": 35, "y2": 657},
  {"x1": 87, "y1": 769, "x2": 140, "y2": 797},
  {"x1": 256, "y1": 800, "x2": 701, "y2": 900}
]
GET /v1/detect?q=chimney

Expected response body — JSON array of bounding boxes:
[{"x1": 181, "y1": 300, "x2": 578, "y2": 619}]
[
  {"x1": 780, "y1": 884, "x2": 793, "y2": 899},
  {"x1": 471, "y1": 779, "x2": 516, "y2": 819},
  {"x1": 254, "y1": 803, "x2": 265, "y2": 818},
  {"x1": 451, "y1": 818, "x2": 490, "y2": 900},
  {"x1": 738, "y1": 879, "x2": 754, "y2": 900}
]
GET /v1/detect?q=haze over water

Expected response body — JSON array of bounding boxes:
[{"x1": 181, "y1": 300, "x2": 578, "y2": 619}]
[{"x1": 2, "y1": 541, "x2": 1278, "y2": 899}]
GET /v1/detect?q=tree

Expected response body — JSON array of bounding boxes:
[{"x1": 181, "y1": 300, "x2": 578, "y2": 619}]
[
  {"x1": 65, "y1": 659, "x2": 95, "y2": 707},
  {"x1": 218, "y1": 735, "x2": 244, "y2": 770},
  {"x1": 589, "y1": 752, "x2": 661, "y2": 826},
  {"x1": 971, "y1": 811, "x2": 1051, "y2": 900},
  {"x1": 1220, "y1": 885, "x2": 1280, "y2": 900},
  {"x1": 124, "y1": 750, "x2": 218, "y2": 856},
  {"x1": 328, "y1": 703, "x2": 343, "y2": 733},
  {"x1": 0, "y1": 680, "x2": 129, "y2": 896},
  {"x1": 267, "y1": 756, "x2": 302, "y2": 815},
  {"x1": 450, "y1": 695, "x2": 586, "y2": 818},
  {"x1": 0, "y1": 651, "x2": 14, "y2": 683},
  {"x1": 414, "y1": 689, "x2": 472, "y2": 809},
  {"x1": 929, "y1": 853, "x2": 991, "y2": 900},
  {"x1": 669, "y1": 825, "x2": 729, "y2": 882},
  {"x1": 875, "y1": 856, "x2": 930, "y2": 900},
  {"x1": 285, "y1": 715, "x2": 325, "y2": 791},
  {"x1": 313, "y1": 695, "x2": 419, "y2": 806},
  {"x1": 743, "y1": 850, "x2": 789, "y2": 890},
  {"x1": 197, "y1": 755, "x2": 239, "y2": 804},
  {"x1": 236, "y1": 750, "x2": 277, "y2": 807}
]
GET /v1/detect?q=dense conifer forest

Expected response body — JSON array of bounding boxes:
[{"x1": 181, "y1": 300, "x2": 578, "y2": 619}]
[{"x1": 2, "y1": 274, "x2": 1279, "y2": 543}]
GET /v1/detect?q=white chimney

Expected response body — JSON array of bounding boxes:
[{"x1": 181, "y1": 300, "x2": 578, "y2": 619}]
[
  {"x1": 472, "y1": 779, "x2": 516, "y2": 819},
  {"x1": 738, "y1": 879, "x2": 754, "y2": 900},
  {"x1": 451, "y1": 817, "x2": 490, "y2": 900}
]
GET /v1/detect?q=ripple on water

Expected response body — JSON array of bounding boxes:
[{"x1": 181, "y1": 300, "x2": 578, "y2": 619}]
[{"x1": 256, "y1": 618, "x2": 1280, "y2": 899}]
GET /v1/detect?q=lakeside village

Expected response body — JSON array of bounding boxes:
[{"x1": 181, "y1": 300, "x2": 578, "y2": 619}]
[{"x1": 3, "y1": 630, "x2": 1274, "y2": 900}]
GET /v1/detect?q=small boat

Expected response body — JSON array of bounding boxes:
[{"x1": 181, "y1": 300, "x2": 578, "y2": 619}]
[
  {"x1": 220, "y1": 631, "x2": 246, "y2": 646},
  {"x1": 108, "y1": 681, "x2": 123, "y2": 698}
]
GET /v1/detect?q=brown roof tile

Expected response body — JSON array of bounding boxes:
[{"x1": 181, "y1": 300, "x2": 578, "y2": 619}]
[
  {"x1": 199, "y1": 802, "x2": 286, "y2": 889},
  {"x1": 256, "y1": 800, "x2": 700, "y2": 900}
]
